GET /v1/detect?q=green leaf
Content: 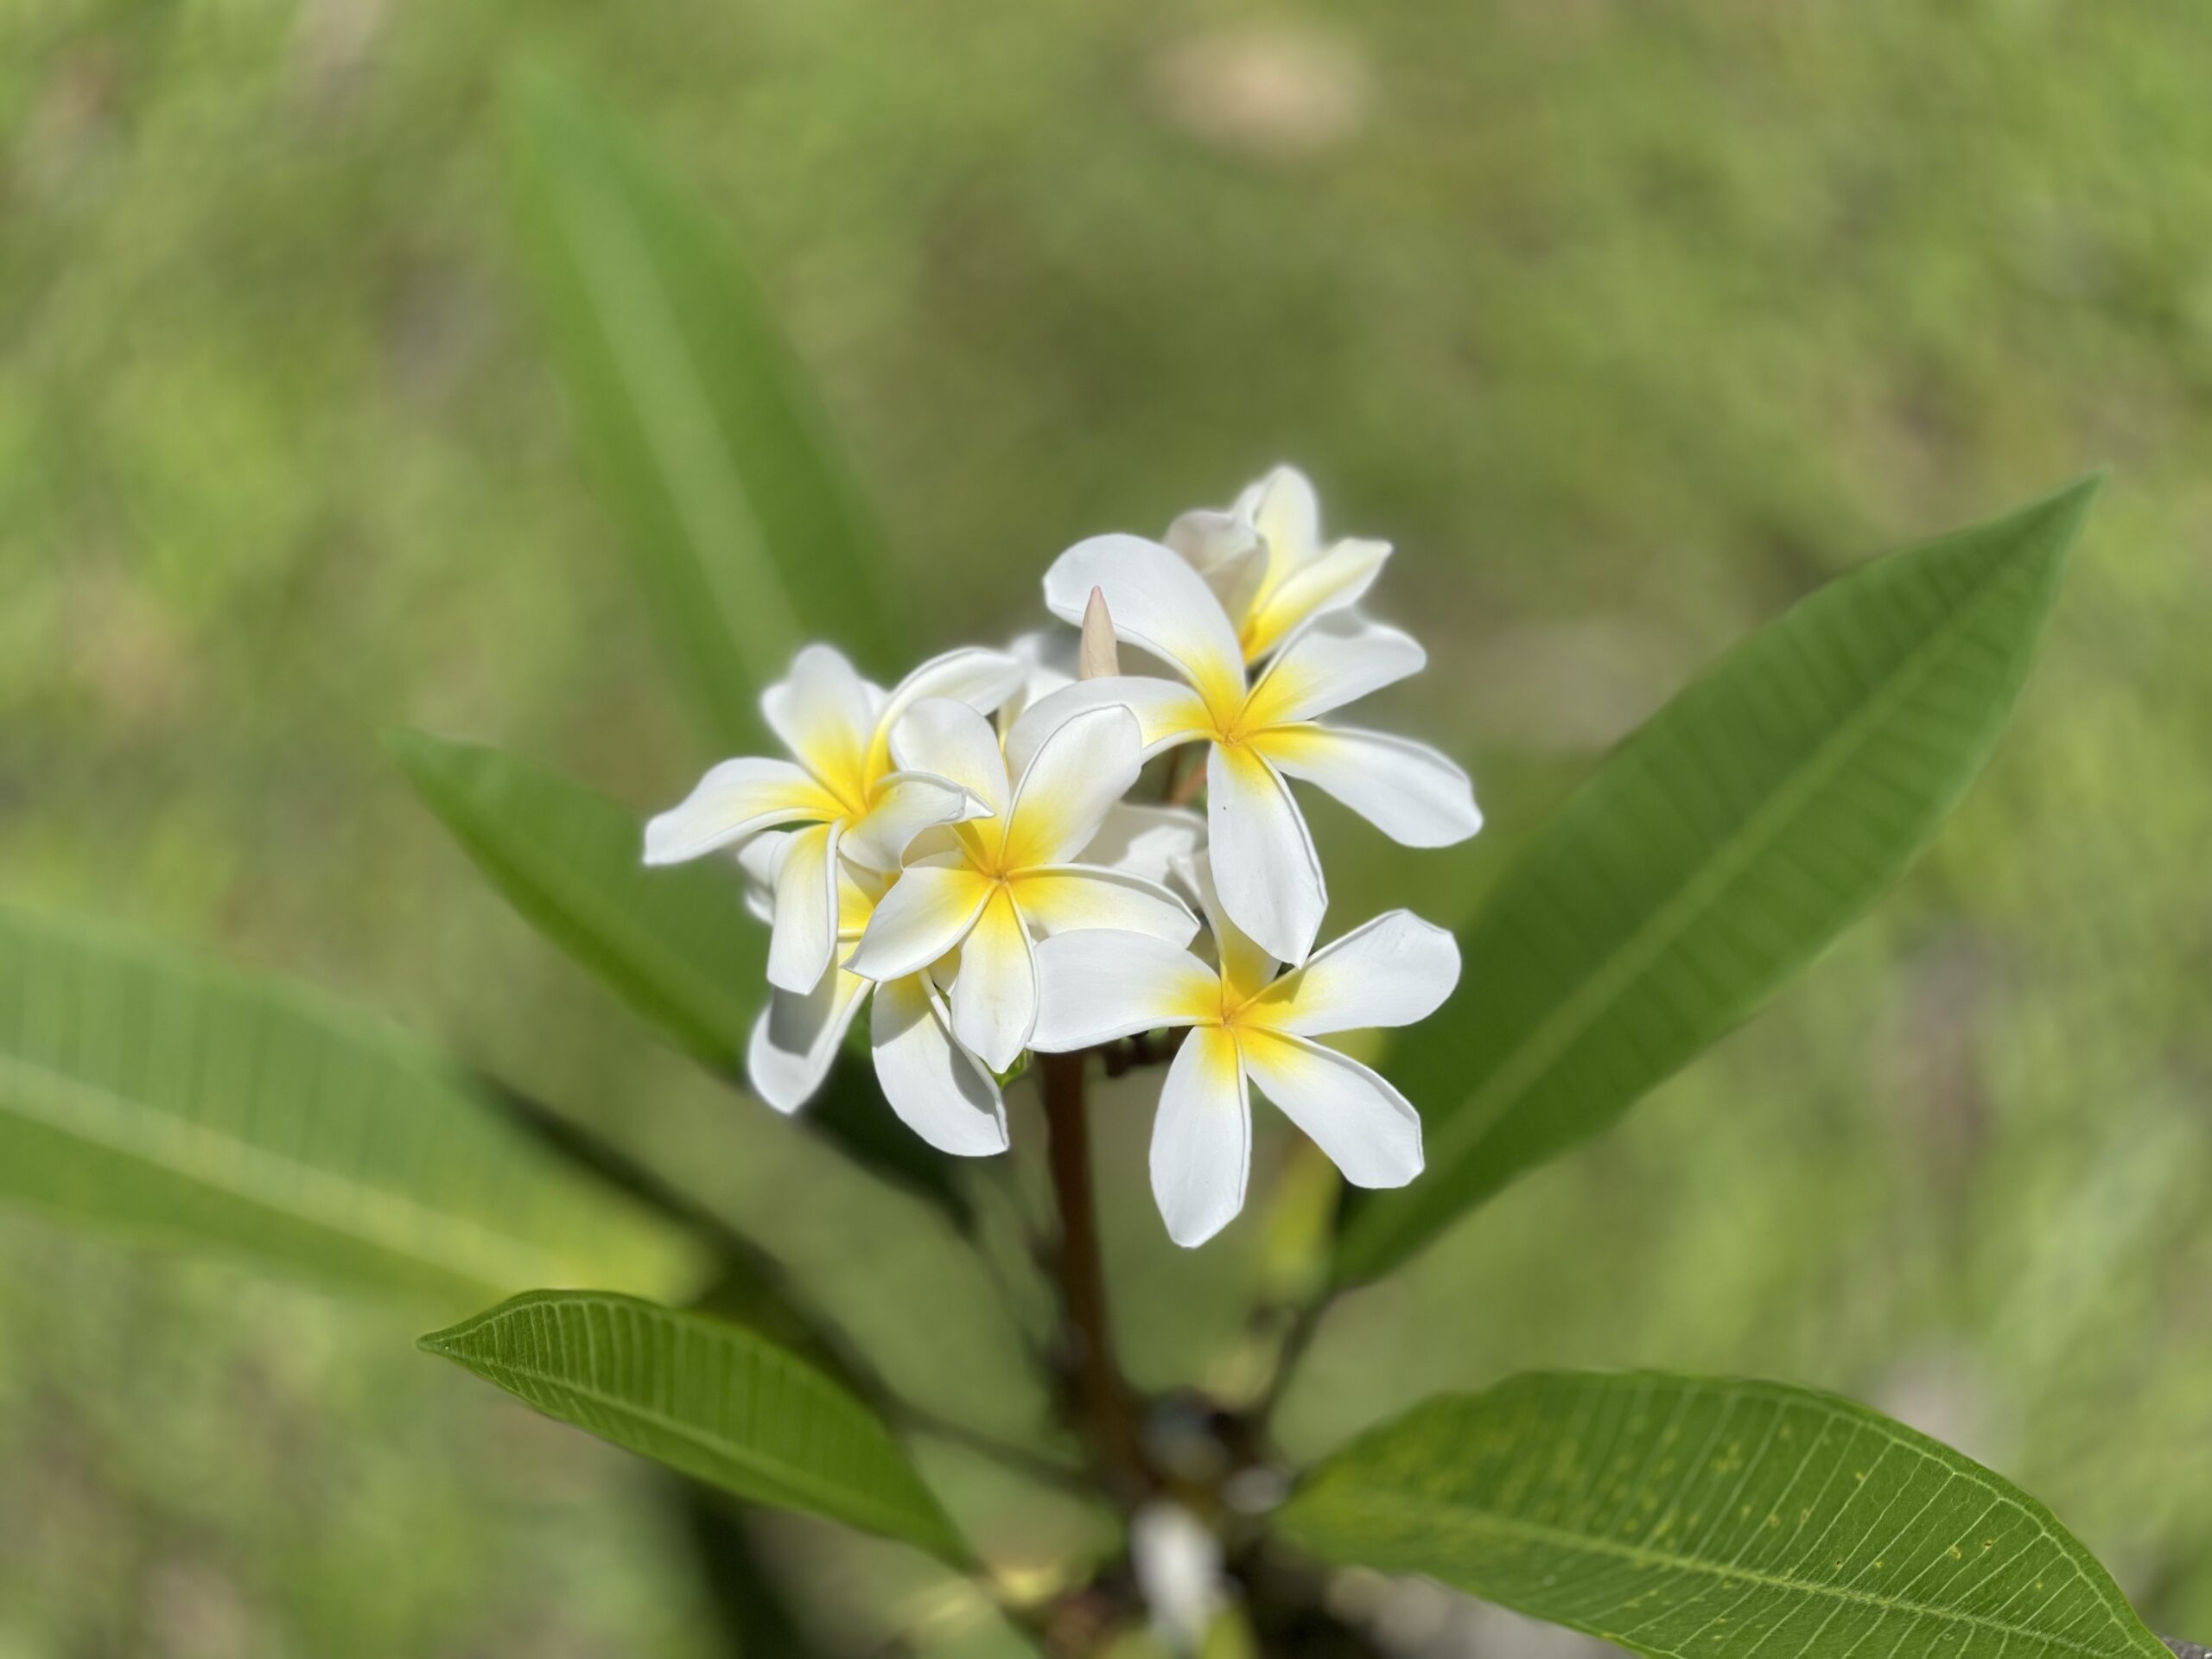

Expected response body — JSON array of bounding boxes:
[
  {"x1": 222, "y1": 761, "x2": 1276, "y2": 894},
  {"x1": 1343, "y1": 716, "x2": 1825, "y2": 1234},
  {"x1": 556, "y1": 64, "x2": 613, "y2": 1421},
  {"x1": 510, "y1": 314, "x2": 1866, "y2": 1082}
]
[
  {"x1": 388, "y1": 728, "x2": 761, "y2": 1066},
  {"x1": 1280, "y1": 1370, "x2": 2166, "y2": 1659},
  {"x1": 387, "y1": 729, "x2": 971, "y2": 1222},
  {"x1": 0, "y1": 903, "x2": 698, "y2": 1306},
  {"x1": 421, "y1": 1289, "x2": 965, "y2": 1563},
  {"x1": 1338, "y1": 478, "x2": 2095, "y2": 1283},
  {"x1": 509, "y1": 73, "x2": 899, "y2": 750}
]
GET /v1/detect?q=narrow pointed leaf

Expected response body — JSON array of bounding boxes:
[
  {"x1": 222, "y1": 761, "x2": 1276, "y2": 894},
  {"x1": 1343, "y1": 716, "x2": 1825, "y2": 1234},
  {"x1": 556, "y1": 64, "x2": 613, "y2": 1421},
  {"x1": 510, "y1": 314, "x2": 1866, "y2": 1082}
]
[
  {"x1": 1281, "y1": 1370, "x2": 2166, "y2": 1659},
  {"x1": 510, "y1": 74, "x2": 899, "y2": 748},
  {"x1": 1338, "y1": 480, "x2": 2094, "y2": 1282},
  {"x1": 389, "y1": 729, "x2": 762, "y2": 1065},
  {"x1": 421, "y1": 1290, "x2": 964, "y2": 1563},
  {"x1": 0, "y1": 904, "x2": 697, "y2": 1306},
  {"x1": 388, "y1": 731, "x2": 970, "y2": 1222}
]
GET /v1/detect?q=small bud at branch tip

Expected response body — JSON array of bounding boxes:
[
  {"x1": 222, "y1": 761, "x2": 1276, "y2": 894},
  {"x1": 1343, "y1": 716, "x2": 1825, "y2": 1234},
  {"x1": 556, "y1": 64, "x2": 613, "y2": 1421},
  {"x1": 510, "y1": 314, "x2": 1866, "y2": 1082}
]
[{"x1": 1079, "y1": 586, "x2": 1121, "y2": 681}]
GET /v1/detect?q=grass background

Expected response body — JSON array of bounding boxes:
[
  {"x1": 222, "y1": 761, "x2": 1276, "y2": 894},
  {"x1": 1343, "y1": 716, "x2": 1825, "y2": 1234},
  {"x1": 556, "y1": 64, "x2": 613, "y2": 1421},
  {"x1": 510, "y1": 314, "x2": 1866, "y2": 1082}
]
[{"x1": 5, "y1": 1, "x2": 2212, "y2": 1653}]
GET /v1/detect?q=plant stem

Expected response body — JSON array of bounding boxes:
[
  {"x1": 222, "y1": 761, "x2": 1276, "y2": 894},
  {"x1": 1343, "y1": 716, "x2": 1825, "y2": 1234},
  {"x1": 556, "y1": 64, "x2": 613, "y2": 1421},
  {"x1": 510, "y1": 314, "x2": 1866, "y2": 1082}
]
[
  {"x1": 1039, "y1": 1051, "x2": 1148, "y2": 1504},
  {"x1": 1254, "y1": 1292, "x2": 1329, "y2": 1433},
  {"x1": 1165, "y1": 747, "x2": 1206, "y2": 806}
]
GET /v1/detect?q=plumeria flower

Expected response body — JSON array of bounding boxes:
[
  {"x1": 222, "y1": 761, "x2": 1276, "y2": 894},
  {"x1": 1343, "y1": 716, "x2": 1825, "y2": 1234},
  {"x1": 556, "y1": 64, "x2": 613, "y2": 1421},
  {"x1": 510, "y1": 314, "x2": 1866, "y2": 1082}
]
[
  {"x1": 645, "y1": 643, "x2": 1024, "y2": 994},
  {"x1": 1031, "y1": 861, "x2": 1459, "y2": 1248},
  {"x1": 1019, "y1": 537, "x2": 1479, "y2": 963},
  {"x1": 1166, "y1": 464, "x2": 1391, "y2": 664},
  {"x1": 845, "y1": 699, "x2": 1199, "y2": 1073},
  {"x1": 739, "y1": 830, "x2": 1009, "y2": 1156}
]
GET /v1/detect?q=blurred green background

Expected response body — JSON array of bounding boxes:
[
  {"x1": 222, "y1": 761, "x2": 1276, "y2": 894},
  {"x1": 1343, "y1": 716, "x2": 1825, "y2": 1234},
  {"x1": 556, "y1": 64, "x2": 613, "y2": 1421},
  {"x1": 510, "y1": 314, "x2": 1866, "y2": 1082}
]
[{"x1": 6, "y1": 1, "x2": 2212, "y2": 1654}]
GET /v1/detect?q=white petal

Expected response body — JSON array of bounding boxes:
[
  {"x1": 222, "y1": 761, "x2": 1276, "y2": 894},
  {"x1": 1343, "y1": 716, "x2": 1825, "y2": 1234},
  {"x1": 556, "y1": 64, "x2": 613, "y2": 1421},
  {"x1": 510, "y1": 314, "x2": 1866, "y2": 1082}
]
[
  {"x1": 1004, "y1": 704, "x2": 1145, "y2": 869},
  {"x1": 844, "y1": 863, "x2": 992, "y2": 982},
  {"x1": 1004, "y1": 677, "x2": 1212, "y2": 776},
  {"x1": 839, "y1": 769, "x2": 993, "y2": 870},
  {"x1": 1042, "y1": 535, "x2": 1247, "y2": 715},
  {"x1": 742, "y1": 830, "x2": 882, "y2": 934},
  {"x1": 1246, "y1": 910, "x2": 1460, "y2": 1037},
  {"x1": 1243, "y1": 538, "x2": 1390, "y2": 662},
  {"x1": 889, "y1": 696, "x2": 1013, "y2": 820},
  {"x1": 1014, "y1": 866, "x2": 1199, "y2": 945},
  {"x1": 869, "y1": 974, "x2": 1009, "y2": 1156},
  {"x1": 1149, "y1": 1027, "x2": 1251, "y2": 1249},
  {"x1": 1253, "y1": 723, "x2": 1481, "y2": 848},
  {"x1": 765, "y1": 822, "x2": 842, "y2": 994},
  {"x1": 735, "y1": 830, "x2": 786, "y2": 924},
  {"x1": 643, "y1": 757, "x2": 833, "y2": 865},
  {"x1": 1206, "y1": 743, "x2": 1325, "y2": 966},
  {"x1": 879, "y1": 646, "x2": 1027, "y2": 737},
  {"x1": 1165, "y1": 505, "x2": 1261, "y2": 575},
  {"x1": 1077, "y1": 803, "x2": 1205, "y2": 884},
  {"x1": 1178, "y1": 851, "x2": 1280, "y2": 1003},
  {"x1": 1001, "y1": 630, "x2": 1079, "y2": 728},
  {"x1": 1249, "y1": 464, "x2": 1321, "y2": 571},
  {"x1": 949, "y1": 887, "x2": 1037, "y2": 1073},
  {"x1": 1030, "y1": 930, "x2": 1219, "y2": 1052},
  {"x1": 1165, "y1": 505, "x2": 1268, "y2": 622},
  {"x1": 1236, "y1": 1031, "x2": 1422, "y2": 1189},
  {"x1": 760, "y1": 643, "x2": 876, "y2": 786},
  {"x1": 1243, "y1": 615, "x2": 1425, "y2": 728},
  {"x1": 834, "y1": 860, "x2": 887, "y2": 936},
  {"x1": 747, "y1": 967, "x2": 870, "y2": 1113}
]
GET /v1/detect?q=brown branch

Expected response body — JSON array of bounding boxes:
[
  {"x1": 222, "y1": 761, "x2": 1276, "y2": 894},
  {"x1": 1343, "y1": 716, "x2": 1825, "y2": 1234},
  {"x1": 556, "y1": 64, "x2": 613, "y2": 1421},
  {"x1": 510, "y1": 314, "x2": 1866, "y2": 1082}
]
[
  {"x1": 1039, "y1": 1051, "x2": 1149, "y2": 1505},
  {"x1": 1166, "y1": 747, "x2": 1206, "y2": 806}
]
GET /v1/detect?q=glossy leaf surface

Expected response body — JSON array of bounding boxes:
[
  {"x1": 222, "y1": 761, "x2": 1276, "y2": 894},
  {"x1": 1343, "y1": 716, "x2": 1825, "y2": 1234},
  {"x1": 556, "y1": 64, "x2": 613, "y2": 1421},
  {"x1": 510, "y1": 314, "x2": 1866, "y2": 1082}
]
[{"x1": 1282, "y1": 1369, "x2": 2164, "y2": 1659}]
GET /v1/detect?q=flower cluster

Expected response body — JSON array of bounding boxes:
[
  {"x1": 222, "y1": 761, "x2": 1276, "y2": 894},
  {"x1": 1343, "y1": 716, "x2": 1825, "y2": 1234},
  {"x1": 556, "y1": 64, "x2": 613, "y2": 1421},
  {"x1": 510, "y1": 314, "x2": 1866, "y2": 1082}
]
[{"x1": 645, "y1": 466, "x2": 1477, "y2": 1246}]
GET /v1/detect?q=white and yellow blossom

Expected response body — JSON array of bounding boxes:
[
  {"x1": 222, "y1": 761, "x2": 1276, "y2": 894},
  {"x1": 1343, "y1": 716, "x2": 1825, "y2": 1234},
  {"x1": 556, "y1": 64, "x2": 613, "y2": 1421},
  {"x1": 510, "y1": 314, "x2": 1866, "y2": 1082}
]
[
  {"x1": 845, "y1": 699, "x2": 1198, "y2": 1073},
  {"x1": 740, "y1": 832, "x2": 1009, "y2": 1157},
  {"x1": 643, "y1": 459, "x2": 1479, "y2": 1240},
  {"x1": 1166, "y1": 464, "x2": 1391, "y2": 664},
  {"x1": 1030, "y1": 861, "x2": 1459, "y2": 1248},
  {"x1": 645, "y1": 642, "x2": 1024, "y2": 994},
  {"x1": 1021, "y1": 537, "x2": 1479, "y2": 963}
]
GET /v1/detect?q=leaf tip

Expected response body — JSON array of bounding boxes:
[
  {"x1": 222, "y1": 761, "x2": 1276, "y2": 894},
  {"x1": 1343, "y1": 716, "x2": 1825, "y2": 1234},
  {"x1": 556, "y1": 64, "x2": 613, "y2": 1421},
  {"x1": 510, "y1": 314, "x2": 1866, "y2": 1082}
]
[{"x1": 2022, "y1": 467, "x2": 2106, "y2": 553}]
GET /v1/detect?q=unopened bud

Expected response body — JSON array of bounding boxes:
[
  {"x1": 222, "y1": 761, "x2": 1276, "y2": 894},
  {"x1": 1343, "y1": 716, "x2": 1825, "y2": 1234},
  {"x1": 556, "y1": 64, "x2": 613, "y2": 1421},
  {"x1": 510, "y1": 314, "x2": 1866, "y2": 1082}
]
[{"x1": 1078, "y1": 586, "x2": 1121, "y2": 680}]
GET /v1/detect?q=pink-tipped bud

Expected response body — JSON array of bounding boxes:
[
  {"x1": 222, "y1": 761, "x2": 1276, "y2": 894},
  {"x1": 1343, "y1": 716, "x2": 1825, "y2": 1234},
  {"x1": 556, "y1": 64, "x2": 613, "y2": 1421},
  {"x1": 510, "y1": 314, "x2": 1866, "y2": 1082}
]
[{"x1": 1078, "y1": 586, "x2": 1121, "y2": 681}]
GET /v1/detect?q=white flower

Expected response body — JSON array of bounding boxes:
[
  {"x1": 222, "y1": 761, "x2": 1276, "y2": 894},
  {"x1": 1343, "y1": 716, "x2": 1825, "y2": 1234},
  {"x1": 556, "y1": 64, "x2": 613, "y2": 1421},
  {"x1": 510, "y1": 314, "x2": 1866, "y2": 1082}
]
[
  {"x1": 1166, "y1": 464, "x2": 1391, "y2": 664},
  {"x1": 1020, "y1": 537, "x2": 1480, "y2": 963},
  {"x1": 644, "y1": 643, "x2": 1024, "y2": 994},
  {"x1": 1131, "y1": 1502, "x2": 1229, "y2": 1655},
  {"x1": 844, "y1": 699, "x2": 1198, "y2": 1072},
  {"x1": 1030, "y1": 861, "x2": 1459, "y2": 1248},
  {"x1": 741, "y1": 833, "x2": 1009, "y2": 1157}
]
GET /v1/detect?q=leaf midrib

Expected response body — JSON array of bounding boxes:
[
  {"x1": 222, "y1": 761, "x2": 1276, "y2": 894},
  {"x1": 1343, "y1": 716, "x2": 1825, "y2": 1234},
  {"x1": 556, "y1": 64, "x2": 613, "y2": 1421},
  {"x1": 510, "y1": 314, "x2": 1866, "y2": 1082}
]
[
  {"x1": 1410, "y1": 541, "x2": 2038, "y2": 1188},
  {"x1": 433, "y1": 1306, "x2": 946, "y2": 1549},
  {"x1": 0, "y1": 1050, "x2": 571, "y2": 1293},
  {"x1": 1297, "y1": 1490, "x2": 2120, "y2": 1659}
]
